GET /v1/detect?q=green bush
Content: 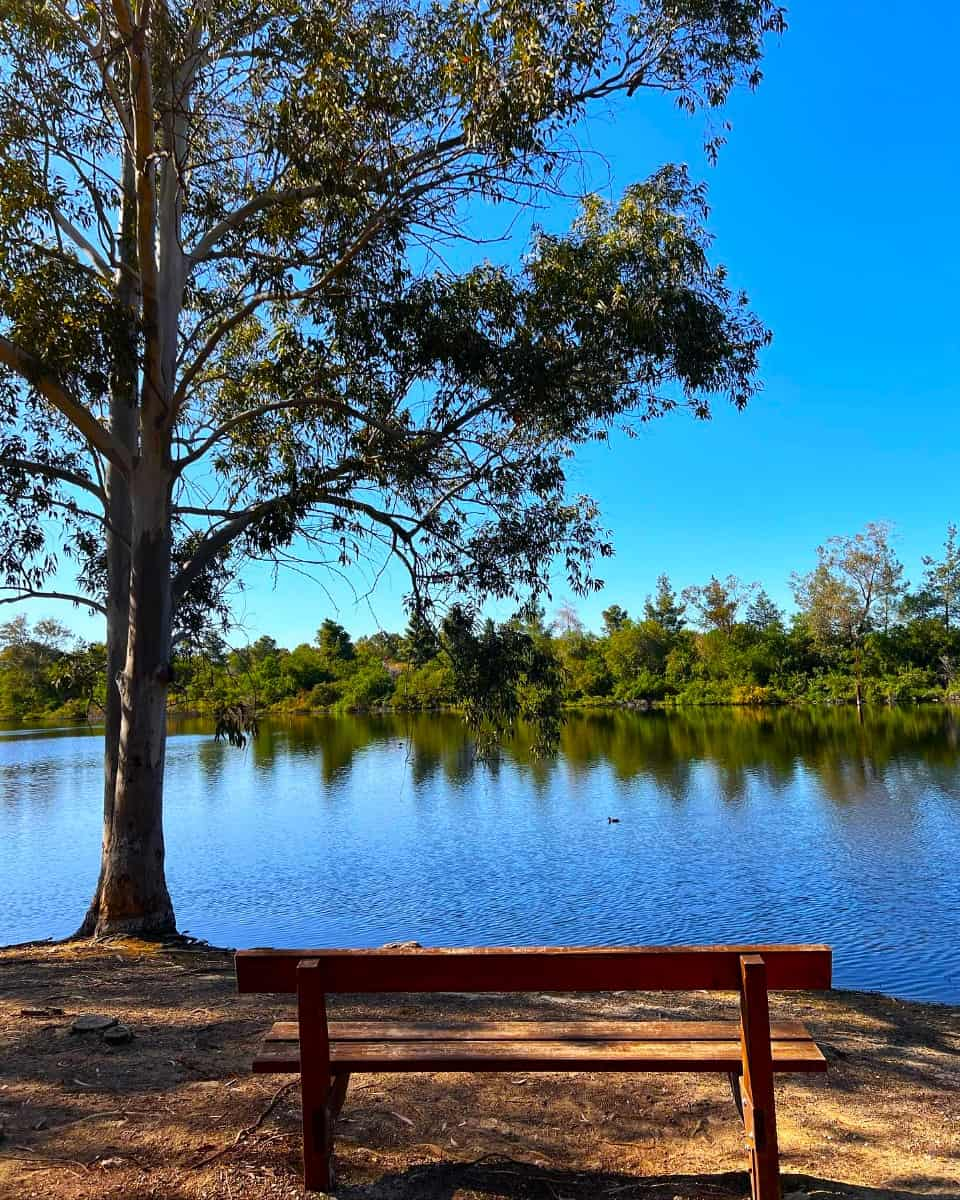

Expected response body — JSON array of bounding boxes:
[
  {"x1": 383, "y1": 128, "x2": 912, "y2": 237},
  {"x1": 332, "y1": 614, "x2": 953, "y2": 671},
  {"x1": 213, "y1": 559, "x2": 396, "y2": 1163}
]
[
  {"x1": 863, "y1": 669, "x2": 939, "y2": 704},
  {"x1": 673, "y1": 679, "x2": 734, "y2": 705},
  {"x1": 731, "y1": 684, "x2": 781, "y2": 706},
  {"x1": 613, "y1": 669, "x2": 668, "y2": 701},
  {"x1": 338, "y1": 663, "x2": 394, "y2": 710},
  {"x1": 393, "y1": 661, "x2": 456, "y2": 708},
  {"x1": 308, "y1": 680, "x2": 343, "y2": 708}
]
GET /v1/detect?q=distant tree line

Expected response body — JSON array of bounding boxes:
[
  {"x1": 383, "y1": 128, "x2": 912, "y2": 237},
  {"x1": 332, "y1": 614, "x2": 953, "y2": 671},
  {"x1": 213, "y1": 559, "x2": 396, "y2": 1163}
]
[
  {"x1": 4, "y1": 520, "x2": 960, "y2": 723},
  {"x1": 0, "y1": 615, "x2": 106, "y2": 721}
]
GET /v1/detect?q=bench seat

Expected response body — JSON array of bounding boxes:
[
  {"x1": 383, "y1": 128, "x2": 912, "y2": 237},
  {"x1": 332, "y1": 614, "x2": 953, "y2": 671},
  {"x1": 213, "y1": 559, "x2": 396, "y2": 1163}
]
[{"x1": 254, "y1": 1017, "x2": 827, "y2": 1074}]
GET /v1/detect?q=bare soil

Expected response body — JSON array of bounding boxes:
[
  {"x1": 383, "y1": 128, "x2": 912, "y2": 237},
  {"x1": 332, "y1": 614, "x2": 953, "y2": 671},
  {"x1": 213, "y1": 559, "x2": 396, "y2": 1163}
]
[{"x1": 1, "y1": 940, "x2": 957, "y2": 1200}]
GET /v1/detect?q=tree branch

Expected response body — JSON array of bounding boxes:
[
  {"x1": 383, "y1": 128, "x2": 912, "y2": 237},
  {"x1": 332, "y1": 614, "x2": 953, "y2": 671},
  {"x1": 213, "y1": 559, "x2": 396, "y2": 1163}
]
[
  {"x1": 175, "y1": 212, "x2": 386, "y2": 406},
  {"x1": 186, "y1": 132, "x2": 467, "y2": 264},
  {"x1": 49, "y1": 207, "x2": 113, "y2": 280},
  {"x1": 171, "y1": 495, "x2": 285, "y2": 605},
  {"x1": 58, "y1": 4, "x2": 134, "y2": 144},
  {"x1": 188, "y1": 184, "x2": 333, "y2": 264},
  {"x1": 0, "y1": 337, "x2": 132, "y2": 473},
  {"x1": 173, "y1": 505, "x2": 239, "y2": 519},
  {"x1": 177, "y1": 155, "x2": 476, "y2": 410},
  {"x1": 316, "y1": 492, "x2": 417, "y2": 547},
  {"x1": 0, "y1": 588, "x2": 107, "y2": 617},
  {"x1": 109, "y1": 0, "x2": 135, "y2": 38},
  {"x1": 173, "y1": 394, "x2": 393, "y2": 475},
  {"x1": 171, "y1": 456, "x2": 368, "y2": 603},
  {"x1": 122, "y1": 0, "x2": 165, "y2": 429},
  {"x1": 2, "y1": 457, "x2": 106, "y2": 502}
]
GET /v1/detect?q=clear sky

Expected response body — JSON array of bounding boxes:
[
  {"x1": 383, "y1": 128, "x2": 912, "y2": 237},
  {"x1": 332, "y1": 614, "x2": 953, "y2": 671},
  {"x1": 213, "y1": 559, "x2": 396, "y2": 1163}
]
[{"x1": 27, "y1": 1, "x2": 960, "y2": 647}]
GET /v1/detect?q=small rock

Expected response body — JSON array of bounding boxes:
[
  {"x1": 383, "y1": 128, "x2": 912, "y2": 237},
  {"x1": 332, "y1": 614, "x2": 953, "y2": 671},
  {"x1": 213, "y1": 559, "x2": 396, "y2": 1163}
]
[
  {"x1": 97, "y1": 1157, "x2": 125, "y2": 1170},
  {"x1": 380, "y1": 940, "x2": 422, "y2": 949},
  {"x1": 71, "y1": 1014, "x2": 118, "y2": 1035},
  {"x1": 102, "y1": 1023, "x2": 134, "y2": 1046}
]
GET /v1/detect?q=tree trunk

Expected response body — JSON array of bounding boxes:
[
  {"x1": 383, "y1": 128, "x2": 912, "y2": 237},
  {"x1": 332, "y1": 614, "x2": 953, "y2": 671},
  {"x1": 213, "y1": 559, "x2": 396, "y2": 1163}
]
[
  {"x1": 78, "y1": 149, "x2": 150, "y2": 937},
  {"x1": 83, "y1": 468, "x2": 176, "y2": 936},
  {"x1": 75, "y1": 451, "x2": 132, "y2": 936}
]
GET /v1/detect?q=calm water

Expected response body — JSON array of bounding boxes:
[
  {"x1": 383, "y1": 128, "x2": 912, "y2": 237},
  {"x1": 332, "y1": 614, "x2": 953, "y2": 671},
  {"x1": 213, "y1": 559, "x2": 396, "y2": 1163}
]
[{"x1": 2, "y1": 708, "x2": 959, "y2": 1003}]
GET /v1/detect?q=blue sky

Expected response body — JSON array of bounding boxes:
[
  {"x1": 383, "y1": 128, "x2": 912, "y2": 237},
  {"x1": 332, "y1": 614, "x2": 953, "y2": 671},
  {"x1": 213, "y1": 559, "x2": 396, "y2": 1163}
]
[{"x1": 28, "y1": 1, "x2": 960, "y2": 647}]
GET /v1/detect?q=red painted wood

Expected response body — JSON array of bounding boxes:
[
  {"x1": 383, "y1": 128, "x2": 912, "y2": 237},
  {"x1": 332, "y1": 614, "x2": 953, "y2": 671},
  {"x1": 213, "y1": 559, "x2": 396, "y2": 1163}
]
[
  {"x1": 739, "y1": 954, "x2": 782, "y2": 1200},
  {"x1": 296, "y1": 960, "x2": 332, "y2": 1192},
  {"x1": 236, "y1": 944, "x2": 832, "y2": 995}
]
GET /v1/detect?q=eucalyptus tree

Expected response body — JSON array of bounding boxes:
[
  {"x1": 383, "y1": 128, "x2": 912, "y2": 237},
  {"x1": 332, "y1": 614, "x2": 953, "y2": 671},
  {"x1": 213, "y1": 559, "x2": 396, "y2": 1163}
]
[
  {"x1": 0, "y1": 0, "x2": 782, "y2": 935},
  {"x1": 794, "y1": 523, "x2": 905, "y2": 644},
  {"x1": 792, "y1": 522, "x2": 905, "y2": 707}
]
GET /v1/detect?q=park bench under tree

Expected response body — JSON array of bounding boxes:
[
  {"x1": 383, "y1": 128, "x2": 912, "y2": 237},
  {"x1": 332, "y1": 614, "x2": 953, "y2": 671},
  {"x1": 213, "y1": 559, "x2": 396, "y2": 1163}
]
[{"x1": 236, "y1": 943, "x2": 832, "y2": 1198}]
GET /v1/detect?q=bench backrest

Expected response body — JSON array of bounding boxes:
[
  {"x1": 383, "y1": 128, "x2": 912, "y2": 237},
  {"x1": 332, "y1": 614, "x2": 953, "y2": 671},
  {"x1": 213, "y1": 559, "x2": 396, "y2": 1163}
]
[{"x1": 236, "y1": 944, "x2": 831, "y2": 995}]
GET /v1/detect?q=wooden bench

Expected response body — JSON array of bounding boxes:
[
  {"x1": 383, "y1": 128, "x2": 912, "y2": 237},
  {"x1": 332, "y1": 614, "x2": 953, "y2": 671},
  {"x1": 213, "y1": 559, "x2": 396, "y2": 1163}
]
[{"x1": 236, "y1": 944, "x2": 831, "y2": 1198}]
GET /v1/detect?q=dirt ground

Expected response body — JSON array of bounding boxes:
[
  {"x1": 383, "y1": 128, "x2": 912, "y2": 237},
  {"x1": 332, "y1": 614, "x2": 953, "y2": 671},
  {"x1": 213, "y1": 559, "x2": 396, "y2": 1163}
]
[{"x1": 0, "y1": 940, "x2": 957, "y2": 1200}]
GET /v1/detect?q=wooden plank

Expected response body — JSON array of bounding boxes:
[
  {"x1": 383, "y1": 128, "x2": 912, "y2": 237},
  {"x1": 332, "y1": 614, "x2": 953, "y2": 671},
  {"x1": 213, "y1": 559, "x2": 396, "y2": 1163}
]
[
  {"x1": 265, "y1": 1019, "x2": 816, "y2": 1043},
  {"x1": 236, "y1": 944, "x2": 832, "y2": 995},
  {"x1": 252, "y1": 1037, "x2": 827, "y2": 1075}
]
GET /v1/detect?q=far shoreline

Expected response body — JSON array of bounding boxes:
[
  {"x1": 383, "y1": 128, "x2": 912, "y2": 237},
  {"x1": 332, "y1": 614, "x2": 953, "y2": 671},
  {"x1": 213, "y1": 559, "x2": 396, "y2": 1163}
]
[{"x1": 6, "y1": 696, "x2": 960, "y2": 729}]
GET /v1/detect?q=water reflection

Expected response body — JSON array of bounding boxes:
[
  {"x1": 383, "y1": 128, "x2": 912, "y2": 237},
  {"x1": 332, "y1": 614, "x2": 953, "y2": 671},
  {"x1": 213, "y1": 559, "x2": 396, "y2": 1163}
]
[
  {"x1": 173, "y1": 706, "x2": 960, "y2": 809},
  {"x1": 1, "y1": 707, "x2": 959, "y2": 1001}
]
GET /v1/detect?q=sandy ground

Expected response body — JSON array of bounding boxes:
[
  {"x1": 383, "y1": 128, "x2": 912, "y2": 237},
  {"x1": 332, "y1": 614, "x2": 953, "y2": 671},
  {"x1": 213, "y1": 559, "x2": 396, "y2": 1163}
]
[{"x1": 0, "y1": 940, "x2": 957, "y2": 1200}]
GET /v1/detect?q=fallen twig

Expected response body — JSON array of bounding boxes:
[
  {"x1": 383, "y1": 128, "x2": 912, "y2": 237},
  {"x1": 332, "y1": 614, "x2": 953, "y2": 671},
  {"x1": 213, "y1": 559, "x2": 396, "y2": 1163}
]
[
  {"x1": 8, "y1": 1154, "x2": 92, "y2": 1174},
  {"x1": 45, "y1": 1110, "x2": 129, "y2": 1133},
  {"x1": 192, "y1": 1080, "x2": 296, "y2": 1167}
]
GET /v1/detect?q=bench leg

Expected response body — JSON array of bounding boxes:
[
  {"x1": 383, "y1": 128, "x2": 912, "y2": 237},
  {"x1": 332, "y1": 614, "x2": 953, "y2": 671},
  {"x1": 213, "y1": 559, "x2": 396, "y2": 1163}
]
[
  {"x1": 748, "y1": 1104, "x2": 781, "y2": 1200},
  {"x1": 329, "y1": 1071, "x2": 351, "y2": 1122},
  {"x1": 301, "y1": 1074, "x2": 332, "y2": 1193},
  {"x1": 750, "y1": 1145, "x2": 780, "y2": 1200},
  {"x1": 735, "y1": 1072, "x2": 780, "y2": 1200},
  {"x1": 298, "y1": 961, "x2": 334, "y2": 1193},
  {"x1": 728, "y1": 1071, "x2": 744, "y2": 1119},
  {"x1": 739, "y1": 955, "x2": 782, "y2": 1200}
]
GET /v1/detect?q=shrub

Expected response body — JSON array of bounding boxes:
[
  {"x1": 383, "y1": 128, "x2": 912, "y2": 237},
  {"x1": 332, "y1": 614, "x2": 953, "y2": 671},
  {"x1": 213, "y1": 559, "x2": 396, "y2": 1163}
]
[
  {"x1": 308, "y1": 681, "x2": 343, "y2": 708},
  {"x1": 338, "y1": 663, "x2": 394, "y2": 710},
  {"x1": 394, "y1": 661, "x2": 456, "y2": 708},
  {"x1": 673, "y1": 679, "x2": 734, "y2": 705},
  {"x1": 730, "y1": 684, "x2": 780, "y2": 706},
  {"x1": 613, "y1": 669, "x2": 668, "y2": 701}
]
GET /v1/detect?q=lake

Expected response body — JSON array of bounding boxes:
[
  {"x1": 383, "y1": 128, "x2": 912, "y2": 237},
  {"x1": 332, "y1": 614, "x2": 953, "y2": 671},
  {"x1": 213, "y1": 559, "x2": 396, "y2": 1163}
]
[{"x1": 2, "y1": 707, "x2": 959, "y2": 1003}]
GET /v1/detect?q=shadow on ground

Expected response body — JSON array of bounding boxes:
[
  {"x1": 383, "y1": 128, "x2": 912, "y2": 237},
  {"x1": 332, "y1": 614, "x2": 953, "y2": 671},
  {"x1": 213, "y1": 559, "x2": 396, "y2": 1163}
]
[{"x1": 334, "y1": 1159, "x2": 960, "y2": 1200}]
